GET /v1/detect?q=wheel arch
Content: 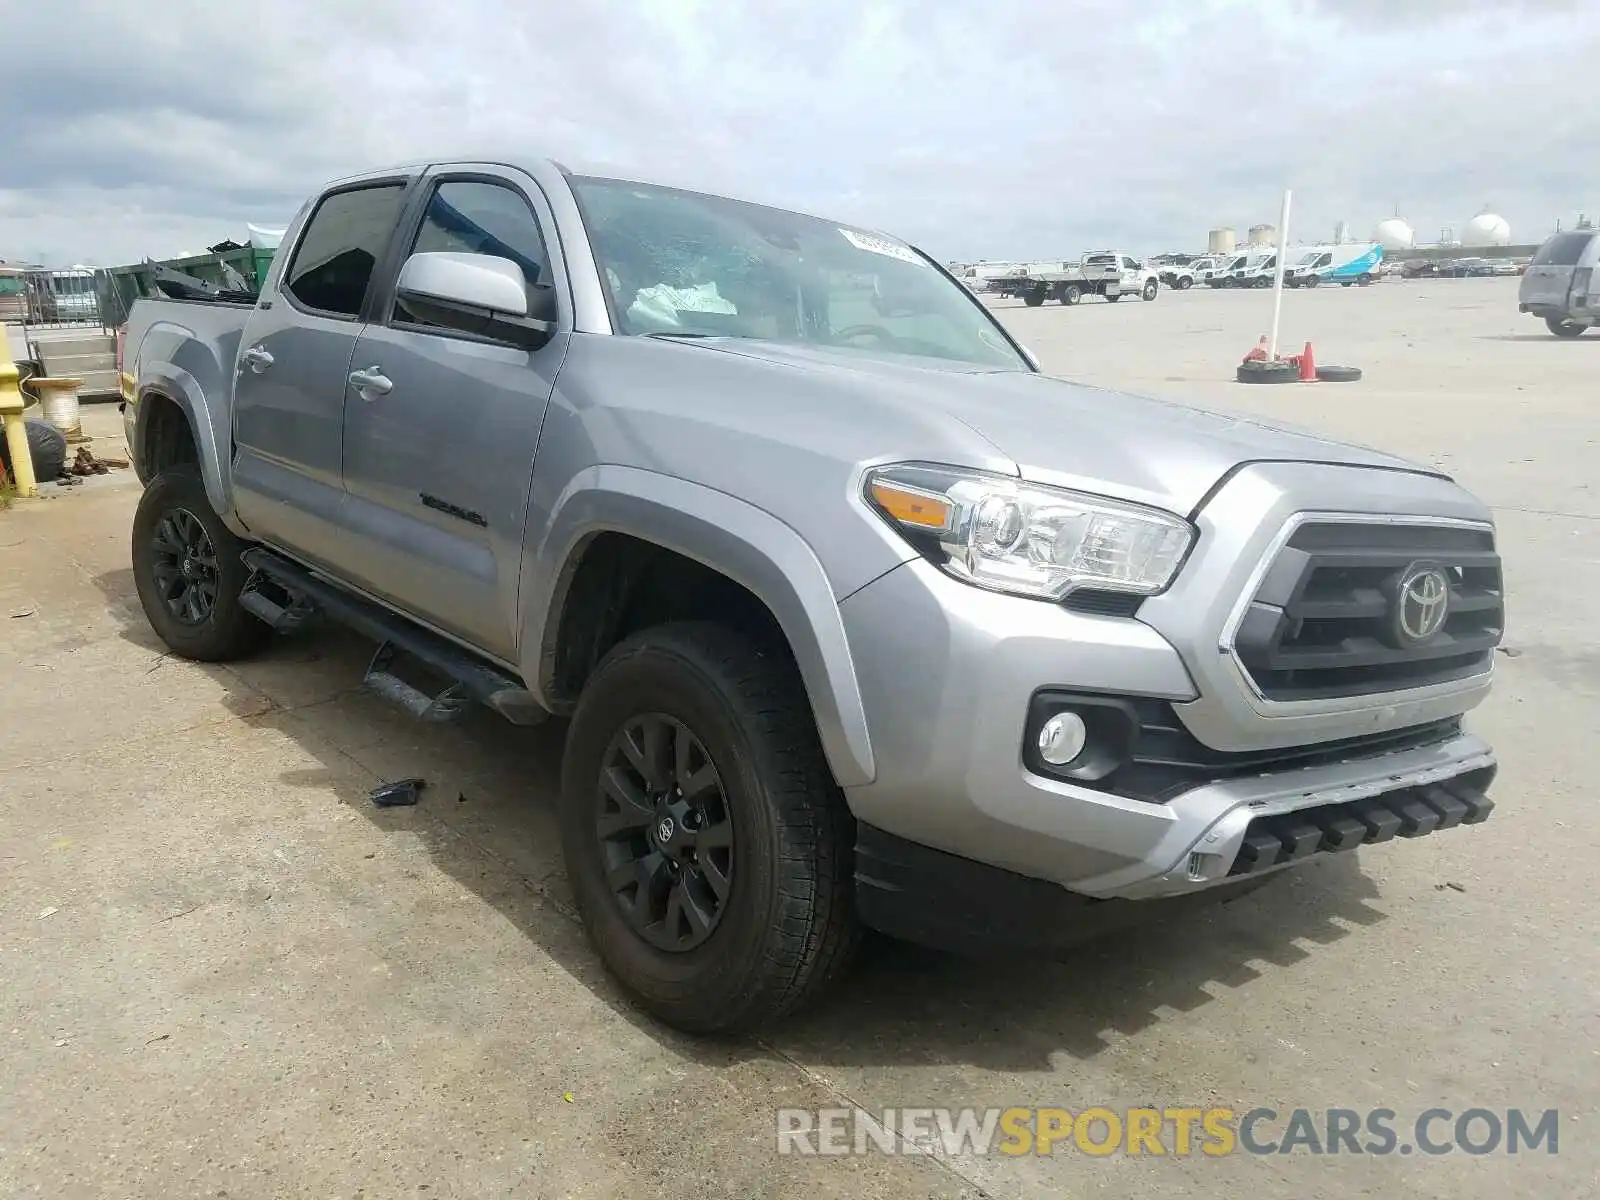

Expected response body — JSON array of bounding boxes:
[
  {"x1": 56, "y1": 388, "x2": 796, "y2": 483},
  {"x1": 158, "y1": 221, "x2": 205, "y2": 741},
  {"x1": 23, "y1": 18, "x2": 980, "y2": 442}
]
[
  {"x1": 135, "y1": 362, "x2": 246, "y2": 536},
  {"x1": 520, "y1": 466, "x2": 877, "y2": 788}
]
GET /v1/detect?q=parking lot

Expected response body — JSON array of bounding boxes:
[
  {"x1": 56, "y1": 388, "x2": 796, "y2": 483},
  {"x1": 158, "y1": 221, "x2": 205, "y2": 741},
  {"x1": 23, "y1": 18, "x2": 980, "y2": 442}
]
[{"x1": 2, "y1": 277, "x2": 1594, "y2": 1198}]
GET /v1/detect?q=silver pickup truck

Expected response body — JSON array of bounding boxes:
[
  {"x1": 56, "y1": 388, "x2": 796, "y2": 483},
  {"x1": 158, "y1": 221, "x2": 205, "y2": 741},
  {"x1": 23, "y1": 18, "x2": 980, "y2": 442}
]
[{"x1": 121, "y1": 157, "x2": 1503, "y2": 1033}]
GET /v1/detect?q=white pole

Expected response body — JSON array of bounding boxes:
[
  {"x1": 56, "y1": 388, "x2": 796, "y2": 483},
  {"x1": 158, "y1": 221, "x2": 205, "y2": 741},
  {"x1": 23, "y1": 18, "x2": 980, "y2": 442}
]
[{"x1": 1267, "y1": 189, "x2": 1292, "y2": 360}]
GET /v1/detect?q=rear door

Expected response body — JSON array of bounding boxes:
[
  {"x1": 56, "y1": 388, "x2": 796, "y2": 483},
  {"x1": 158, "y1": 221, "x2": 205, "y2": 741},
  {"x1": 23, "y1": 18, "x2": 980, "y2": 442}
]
[
  {"x1": 1522, "y1": 232, "x2": 1596, "y2": 309},
  {"x1": 337, "y1": 169, "x2": 572, "y2": 661},
  {"x1": 231, "y1": 179, "x2": 413, "y2": 566}
]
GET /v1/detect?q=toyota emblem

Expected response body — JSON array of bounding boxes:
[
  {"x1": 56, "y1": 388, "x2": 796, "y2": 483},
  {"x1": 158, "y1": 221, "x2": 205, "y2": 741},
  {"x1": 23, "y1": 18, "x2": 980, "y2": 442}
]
[
  {"x1": 656, "y1": 816, "x2": 676, "y2": 844},
  {"x1": 1396, "y1": 564, "x2": 1450, "y2": 643}
]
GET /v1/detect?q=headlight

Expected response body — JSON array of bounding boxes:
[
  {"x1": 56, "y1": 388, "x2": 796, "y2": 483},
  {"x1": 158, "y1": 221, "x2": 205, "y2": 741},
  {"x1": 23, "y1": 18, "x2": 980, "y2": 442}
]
[{"x1": 864, "y1": 463, "x2": 1193, "y2": 601}]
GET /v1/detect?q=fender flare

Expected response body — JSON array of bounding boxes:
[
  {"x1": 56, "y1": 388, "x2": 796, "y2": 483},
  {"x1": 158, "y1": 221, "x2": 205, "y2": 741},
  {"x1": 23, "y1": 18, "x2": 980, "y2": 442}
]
[
  {"x1": 136, "y1": 361, "x2": 249, "y2": 538},
  {"x1": 520, "y1": 465, "x2": 876, "y2": 787}
]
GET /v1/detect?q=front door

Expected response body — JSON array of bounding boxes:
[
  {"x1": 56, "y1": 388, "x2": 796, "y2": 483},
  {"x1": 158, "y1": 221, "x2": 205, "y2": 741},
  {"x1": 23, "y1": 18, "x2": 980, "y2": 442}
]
[
  {"x1": 338, "y1": 172, "x2": 571, "y2": 662},
  {"x1": 231, "y1": 181, "x2": 411, "y2": 568}
]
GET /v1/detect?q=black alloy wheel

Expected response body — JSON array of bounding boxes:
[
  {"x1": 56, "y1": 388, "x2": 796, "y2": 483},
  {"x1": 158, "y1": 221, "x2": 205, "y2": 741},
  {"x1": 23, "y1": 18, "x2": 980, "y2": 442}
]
[
  {"x1": 149, "y1": 507, "x2": 221, "y2": 625},
  {"x1": 596, "y1": 713, "x2": 734, "y2": 952}
]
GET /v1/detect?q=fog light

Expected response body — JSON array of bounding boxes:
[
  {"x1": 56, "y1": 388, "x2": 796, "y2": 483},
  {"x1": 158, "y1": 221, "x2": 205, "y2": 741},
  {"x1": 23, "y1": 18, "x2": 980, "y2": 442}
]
[{"x1": 1037, "y1": 711, "x2": 1088, "y2": 766}]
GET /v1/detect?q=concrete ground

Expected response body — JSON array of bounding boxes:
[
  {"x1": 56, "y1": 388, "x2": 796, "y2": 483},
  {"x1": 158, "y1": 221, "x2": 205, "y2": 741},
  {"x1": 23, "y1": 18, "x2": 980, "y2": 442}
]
[{"x1": 2, "y1": 278, "x2": 1594, "y2": 1197}]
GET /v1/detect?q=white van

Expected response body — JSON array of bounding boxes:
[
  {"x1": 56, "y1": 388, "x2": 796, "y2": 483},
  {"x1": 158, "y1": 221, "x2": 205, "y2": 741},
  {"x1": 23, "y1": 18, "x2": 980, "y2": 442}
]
[
  {"x1": 1283, "y1": 245, "x2": 1337, "y2": 287},
  {"x1": 1286, "y1": 243, "x2": 1383, "y2": 287},
  {"x1": 1216, "y1": 251, "x2": 1277, "y2": 288},
  {"x1": 1175, "y1": 256, "x2": 1228, "y2": 287}
]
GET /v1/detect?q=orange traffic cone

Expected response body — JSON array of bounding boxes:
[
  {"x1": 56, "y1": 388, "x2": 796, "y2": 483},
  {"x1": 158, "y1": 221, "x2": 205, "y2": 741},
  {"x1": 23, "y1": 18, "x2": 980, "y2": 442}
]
[{"x1": 1298, "y1": 341, "x2": 1317, "y2": 381}]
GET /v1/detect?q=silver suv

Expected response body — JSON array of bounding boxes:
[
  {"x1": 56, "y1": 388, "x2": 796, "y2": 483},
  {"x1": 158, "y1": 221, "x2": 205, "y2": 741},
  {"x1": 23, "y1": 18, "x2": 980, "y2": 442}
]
[
  {"x1": 1520, "y1": 229, "x2": 1599, "y2": 336},
  {"x1": 120, "y1": 157, "x2": 1503, "y2": 1033}
]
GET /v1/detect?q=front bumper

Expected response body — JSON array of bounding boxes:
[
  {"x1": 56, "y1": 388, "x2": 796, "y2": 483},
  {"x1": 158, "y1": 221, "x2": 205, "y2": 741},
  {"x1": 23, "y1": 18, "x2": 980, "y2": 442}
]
[
  {"x1": 838, "y1": 539, "x2": 1498, "y2": 904},
  {"x1": 853, "y1": 757, "x2": 1493, "y2": 954}
]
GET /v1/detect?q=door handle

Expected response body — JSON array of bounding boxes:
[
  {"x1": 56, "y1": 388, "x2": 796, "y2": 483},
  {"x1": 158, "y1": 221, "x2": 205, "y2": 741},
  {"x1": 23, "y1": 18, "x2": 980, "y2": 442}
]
[
  {"x1": 348, "y1": 367, "x2": 393, "y2": 398},
  {"x1": 241, "y1": 345, "x2": 274, "y2": 373}
]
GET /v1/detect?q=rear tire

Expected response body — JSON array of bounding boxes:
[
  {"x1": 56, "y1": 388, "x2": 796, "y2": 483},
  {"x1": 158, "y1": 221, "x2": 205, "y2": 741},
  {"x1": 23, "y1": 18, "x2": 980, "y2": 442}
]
[
  {"x1": 1064, "y1": 284, "x2": 1082, "y2": 305},
  {"x1": 1358, "y1": 273, "x2": 1374, "y2": 287},
  {"x1": 1546, "y1": 317, "x2": 1589, "y2": 338},
  {"x1": 561, "y1": 622, "x2": 858, "y2": 1034},
  {"x1": 1023, "y1": 287, "x2": 1046, "y2": 308},
  {"x1": 131, "y1": 467, "x2": 270, "y2": 662}
]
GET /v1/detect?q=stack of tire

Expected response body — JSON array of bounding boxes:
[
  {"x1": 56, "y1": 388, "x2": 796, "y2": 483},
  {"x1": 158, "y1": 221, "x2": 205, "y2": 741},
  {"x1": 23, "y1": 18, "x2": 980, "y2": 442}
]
[{"x1": 1236, "y1": 361, "x2": 1363, "y2": 384}]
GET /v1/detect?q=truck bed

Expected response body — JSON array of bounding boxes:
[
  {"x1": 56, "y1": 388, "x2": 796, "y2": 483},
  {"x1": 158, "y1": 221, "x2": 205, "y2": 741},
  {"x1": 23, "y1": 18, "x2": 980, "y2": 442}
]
[{"x1": 121, "y1": 296, "x2": 257, "y2": 483}]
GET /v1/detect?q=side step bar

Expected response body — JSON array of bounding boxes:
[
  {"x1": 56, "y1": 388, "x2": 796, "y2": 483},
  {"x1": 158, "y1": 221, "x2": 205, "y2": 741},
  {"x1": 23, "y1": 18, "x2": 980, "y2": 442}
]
[{"x1": 239, "y1": 548, "x2": 547, "y2": 726}]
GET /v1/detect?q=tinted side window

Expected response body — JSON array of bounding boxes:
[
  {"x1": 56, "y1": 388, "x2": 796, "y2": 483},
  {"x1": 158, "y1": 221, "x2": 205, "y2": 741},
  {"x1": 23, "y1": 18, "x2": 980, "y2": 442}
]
[
  {"x1": 396, "y1": 181, "x2": 549, "y2": 328},
  {"x1": 285, "y1": 184, "x2": 406, "y2": 317},
  {"x1": 1532, "y1": 232, "x2": 1596, "y2": 266}
]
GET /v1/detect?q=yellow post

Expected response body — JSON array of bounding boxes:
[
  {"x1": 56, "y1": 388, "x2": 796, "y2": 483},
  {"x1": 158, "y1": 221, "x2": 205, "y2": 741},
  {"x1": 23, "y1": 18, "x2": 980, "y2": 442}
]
[{"x1": 0, "y1": 322, "x2": 38, "y2": 497}]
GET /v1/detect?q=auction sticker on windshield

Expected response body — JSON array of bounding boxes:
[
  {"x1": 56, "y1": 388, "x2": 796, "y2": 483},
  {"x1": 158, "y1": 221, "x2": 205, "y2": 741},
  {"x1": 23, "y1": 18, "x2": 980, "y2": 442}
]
[{"x1": 840, "y1": 228, "x2": 921, "y2": 264}]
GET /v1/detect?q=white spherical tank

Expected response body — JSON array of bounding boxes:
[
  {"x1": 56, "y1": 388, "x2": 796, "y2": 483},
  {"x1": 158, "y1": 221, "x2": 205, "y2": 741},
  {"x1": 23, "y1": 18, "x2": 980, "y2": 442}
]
[
  {"x1": 1374, "y1": 218, "x2": 1415, "y2": 251},
  {"x1": 1462, "y1": 212, "x2": 1511, "y2": 247}
]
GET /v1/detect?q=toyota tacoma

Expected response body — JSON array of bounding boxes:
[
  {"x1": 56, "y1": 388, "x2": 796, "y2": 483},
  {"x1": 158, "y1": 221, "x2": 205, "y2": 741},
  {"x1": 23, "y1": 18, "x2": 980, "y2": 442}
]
[{"x1": 120, "y1": 157, "x2": 1503, "y2": 1033}]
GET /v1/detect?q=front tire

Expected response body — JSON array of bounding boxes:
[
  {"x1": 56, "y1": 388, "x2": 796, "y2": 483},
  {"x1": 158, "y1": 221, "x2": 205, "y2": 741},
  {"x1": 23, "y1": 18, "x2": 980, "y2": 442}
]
[
  {"x1": 1177, "y1": 276, "x2": 1193, "y2": 290},
  {"x1": 1141, "y1": 280, "x2": 1159, "y2": 301},
  {"x1": 131, "y1": 467, "x2": 270, "y2": 662},
  {"x1": 560, "y1": 622, "x2": 858, "y2": 1033}
]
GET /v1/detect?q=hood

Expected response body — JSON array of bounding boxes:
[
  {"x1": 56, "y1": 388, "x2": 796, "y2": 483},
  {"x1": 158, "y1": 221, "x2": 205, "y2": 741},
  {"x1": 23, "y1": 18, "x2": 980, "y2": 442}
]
[{"x1": 683, "y1": 339, "x2": 1435, "y2": 516}]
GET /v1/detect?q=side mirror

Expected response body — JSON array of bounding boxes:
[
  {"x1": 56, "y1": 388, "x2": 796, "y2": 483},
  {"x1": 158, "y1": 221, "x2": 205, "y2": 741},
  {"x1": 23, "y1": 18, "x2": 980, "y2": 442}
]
[{"x1": 395, "y1": 251, "x2": 556, "y2": 349}]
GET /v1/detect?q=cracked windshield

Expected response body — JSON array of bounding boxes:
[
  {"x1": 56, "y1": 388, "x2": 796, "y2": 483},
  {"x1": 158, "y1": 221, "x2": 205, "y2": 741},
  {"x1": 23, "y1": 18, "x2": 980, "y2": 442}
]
[{"x1": 571, "y1": 176, "x2": 1025, "y2": 369}]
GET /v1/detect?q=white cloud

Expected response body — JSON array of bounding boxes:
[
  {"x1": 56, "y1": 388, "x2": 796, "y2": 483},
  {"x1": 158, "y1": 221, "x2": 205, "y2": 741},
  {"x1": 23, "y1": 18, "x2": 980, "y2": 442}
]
[{"x1": 0, "y1": 0, "x2": 1594, "y2": 265}]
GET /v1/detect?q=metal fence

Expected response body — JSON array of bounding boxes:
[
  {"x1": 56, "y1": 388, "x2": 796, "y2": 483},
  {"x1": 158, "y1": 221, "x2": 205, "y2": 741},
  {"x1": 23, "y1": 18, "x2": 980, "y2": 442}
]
[{"x1": 0, "y1": 267, "x2": 109, "y2": 330}]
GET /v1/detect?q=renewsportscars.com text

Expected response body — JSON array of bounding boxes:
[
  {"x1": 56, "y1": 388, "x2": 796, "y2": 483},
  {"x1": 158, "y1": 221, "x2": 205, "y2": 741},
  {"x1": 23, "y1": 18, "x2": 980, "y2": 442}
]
[{"x1": 775, "y1": 1106, "x2": 1560, "y2": 1158}]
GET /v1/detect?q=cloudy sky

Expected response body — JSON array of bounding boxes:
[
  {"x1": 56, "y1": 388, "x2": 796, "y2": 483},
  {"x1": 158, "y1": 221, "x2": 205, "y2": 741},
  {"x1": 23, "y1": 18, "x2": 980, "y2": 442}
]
[{"x1": 1, "y1": 0, "x2": 1593, "y2": 267}]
